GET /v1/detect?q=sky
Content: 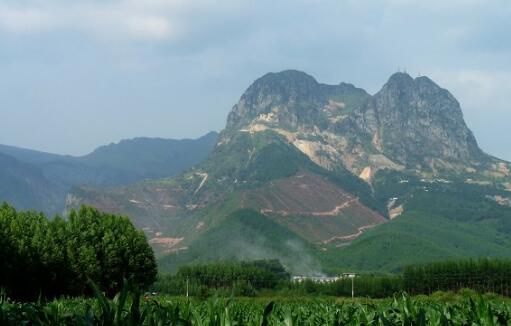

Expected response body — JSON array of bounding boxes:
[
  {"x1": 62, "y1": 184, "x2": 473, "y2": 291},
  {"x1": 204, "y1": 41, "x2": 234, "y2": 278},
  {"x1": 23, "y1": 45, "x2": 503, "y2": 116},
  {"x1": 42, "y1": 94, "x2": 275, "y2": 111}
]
[{"x1": 0, "y1": 0, "x2": 510, "y2": 160}]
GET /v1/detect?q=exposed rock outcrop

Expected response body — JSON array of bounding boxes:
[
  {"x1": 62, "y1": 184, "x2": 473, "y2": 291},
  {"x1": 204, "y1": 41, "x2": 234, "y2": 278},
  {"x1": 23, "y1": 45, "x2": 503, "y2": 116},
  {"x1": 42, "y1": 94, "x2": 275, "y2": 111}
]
[{"x1": 225, "y1": 70, "x2": 491, "y2": 179}]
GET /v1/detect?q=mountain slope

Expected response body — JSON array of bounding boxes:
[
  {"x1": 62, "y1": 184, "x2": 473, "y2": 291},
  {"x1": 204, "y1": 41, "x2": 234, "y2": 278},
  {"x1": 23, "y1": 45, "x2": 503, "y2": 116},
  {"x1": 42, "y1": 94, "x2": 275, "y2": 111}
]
[
  {"x1": 0, "y1": 153, "x2": 62, "y2": 213},
  {"x1": 0, "y1": 132, "x2": 218, "y2": 215},
  {"x1": 79, "y1": 131, "x2": 218, "y2": 179},
  {"x1": 158, "y1": 209, "x2": 323, "y2": 275},
  {"x1": 0, "y1": 144, "x2": 73, "y2": 164},
  {"x1": 68, "y1": 70, "x2": 511, "y2": 274},
  {"x1": 318, "y1": 170, "x2": 511, "y2": 272},
  {"x1": 71, "y1": 130, "x2": 385, "y2": 248}
]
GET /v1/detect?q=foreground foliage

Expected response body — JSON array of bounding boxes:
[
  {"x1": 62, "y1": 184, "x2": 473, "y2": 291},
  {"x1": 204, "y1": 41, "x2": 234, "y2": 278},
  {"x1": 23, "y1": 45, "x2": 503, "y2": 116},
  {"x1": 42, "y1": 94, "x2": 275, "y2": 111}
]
[
  {"x1": 0, "y1": 203, "x2": 157, "y2": 300},
  {"x1": 1, "y1": 288, "x2": 510, "y2": 325}
]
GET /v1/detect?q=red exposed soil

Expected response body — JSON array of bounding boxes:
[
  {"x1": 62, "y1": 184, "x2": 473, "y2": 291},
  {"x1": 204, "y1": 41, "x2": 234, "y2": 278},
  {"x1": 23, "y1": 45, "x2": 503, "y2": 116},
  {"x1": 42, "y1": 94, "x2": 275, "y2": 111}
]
[
  {"x1": 148, "y1": 237, "x2": 187, "y2": 254},
  {"x1": 240, "y1": 172, "x2": 386, "y2": 243}
]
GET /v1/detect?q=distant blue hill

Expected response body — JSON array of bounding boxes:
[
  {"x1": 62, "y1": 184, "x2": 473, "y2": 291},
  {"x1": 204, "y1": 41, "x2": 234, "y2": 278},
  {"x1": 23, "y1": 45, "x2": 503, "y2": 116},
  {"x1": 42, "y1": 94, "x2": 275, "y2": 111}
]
[{"x1": 0, "y1": 131, "x2": 218, "y2": 215}]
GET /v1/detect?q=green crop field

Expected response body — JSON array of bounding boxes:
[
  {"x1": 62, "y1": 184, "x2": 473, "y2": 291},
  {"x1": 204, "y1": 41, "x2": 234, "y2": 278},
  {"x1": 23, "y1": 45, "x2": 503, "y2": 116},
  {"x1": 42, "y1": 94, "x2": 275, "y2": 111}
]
[{"x1": 1, "y1": 290, "x2": 511, "y2": 325}]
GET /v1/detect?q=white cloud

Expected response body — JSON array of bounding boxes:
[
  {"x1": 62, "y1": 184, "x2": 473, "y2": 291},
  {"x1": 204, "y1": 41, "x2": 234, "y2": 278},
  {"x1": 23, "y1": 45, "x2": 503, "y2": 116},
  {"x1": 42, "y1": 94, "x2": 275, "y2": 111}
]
[
  {"x1": 430, "y1": 69, "x2": 511, "y2": 114},
  {"x1": 0, "y1": 7, "x2": 54, "y2": 33},
  {"x1": 124, "y1": 15, "x2": 172, "y2": 40},
  {"x1": 378, "y1": 0, "x2": 496, "y2": 10},
  {"x1": 73, "y1": 7, "x2": 177, "y2": 41},
  {"x1": 0, "y1": 0, "x2": 246, "y2": 41},
  {"x1": 426, "y1": 68, "x2": 511, "y2": 159}
]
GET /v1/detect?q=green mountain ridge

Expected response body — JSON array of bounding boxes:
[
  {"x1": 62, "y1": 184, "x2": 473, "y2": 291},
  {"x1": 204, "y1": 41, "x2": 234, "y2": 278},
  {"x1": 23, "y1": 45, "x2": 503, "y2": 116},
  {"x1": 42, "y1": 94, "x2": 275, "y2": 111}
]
[
  {"x1": 0, "y1": 152, "x2": 62, "y2": 213},
  {"x1": 0, "y1": 132, "x2": 218, "y2": 215}
]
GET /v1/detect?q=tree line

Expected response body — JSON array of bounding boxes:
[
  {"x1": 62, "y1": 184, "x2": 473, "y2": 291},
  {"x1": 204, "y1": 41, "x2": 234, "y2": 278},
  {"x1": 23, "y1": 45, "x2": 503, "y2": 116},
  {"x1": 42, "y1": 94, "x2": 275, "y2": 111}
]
[
  {"x1": 0, "y1": 203, "x2": 157, "y2": 301},
  {"x1": 153, "y1": 260, "x2": 290, "y2": 297},
  {"x1": 153, "y1": 258, "x2": 511, "y2": 298},
  {"x1": 403, "y1": 258, "x2": 511, "y2": 296},
  {"x1": 281, "y1": 259, "x2": 511, "y2": 298}
]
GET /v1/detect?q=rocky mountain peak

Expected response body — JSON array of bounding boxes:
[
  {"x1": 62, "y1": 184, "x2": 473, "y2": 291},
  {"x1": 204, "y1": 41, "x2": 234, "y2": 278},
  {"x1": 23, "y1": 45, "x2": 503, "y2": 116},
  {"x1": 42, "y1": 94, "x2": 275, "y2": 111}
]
[
  {"x1": 376, "y1": 72, "x2": 452, "y2": 109},
  {"x1": 384, "y1": 71, "x2": 415, "y2": 87},
  {"x1": 223, "y1": 70, "x2": 492, "y2": 178},
  {"x1": 226, "y1": 70, "x2": 324, "y2": 130},
  {"x1": 367, "y1": 73, "x2": 485, "y2": 169},
  {"x1": 252, "y1": 70, "x2": 319, "y2": 91}
]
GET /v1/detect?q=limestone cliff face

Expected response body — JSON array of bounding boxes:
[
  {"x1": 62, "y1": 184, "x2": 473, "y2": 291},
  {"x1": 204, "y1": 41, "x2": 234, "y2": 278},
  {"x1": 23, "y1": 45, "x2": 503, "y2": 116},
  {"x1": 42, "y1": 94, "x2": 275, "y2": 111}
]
[
  {"x1": 359, "y1": 73, "x2": 485, "y2": 169},
  {"x1": 226, "y1": 70, "x2": 369, "y2": 132},
  {"x1": 226, "y1": 70, "x2": 324, "y2": 130},
  {"x1": 224, "y1": 70, "x2": 491, "y2": 178}
]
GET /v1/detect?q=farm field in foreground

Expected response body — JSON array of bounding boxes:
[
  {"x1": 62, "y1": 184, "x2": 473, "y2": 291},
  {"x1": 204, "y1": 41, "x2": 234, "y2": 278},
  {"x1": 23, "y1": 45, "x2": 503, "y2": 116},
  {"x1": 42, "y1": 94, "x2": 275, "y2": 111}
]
[{"x1": 1, "y1": 292, "x2": 511, "y2": 325}]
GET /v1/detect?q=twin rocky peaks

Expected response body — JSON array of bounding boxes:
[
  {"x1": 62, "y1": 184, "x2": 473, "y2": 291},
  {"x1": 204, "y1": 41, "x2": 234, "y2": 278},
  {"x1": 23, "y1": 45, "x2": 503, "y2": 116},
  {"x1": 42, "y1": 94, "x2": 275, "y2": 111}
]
[{"x1": 225, "y1": 70, "x2": 488, "y2": 181}]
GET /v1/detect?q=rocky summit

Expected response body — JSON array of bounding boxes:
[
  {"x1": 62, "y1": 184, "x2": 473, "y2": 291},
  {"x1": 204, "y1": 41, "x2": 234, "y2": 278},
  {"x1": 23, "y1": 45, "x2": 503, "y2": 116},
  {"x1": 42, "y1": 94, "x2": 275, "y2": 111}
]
[
  {"x1": 68, "y1": 70, "x2": 511, "y2": 273},
  {"x1": 225, "y1": 70, "x2": 493, "y2": 181},
  {"x1": 351, "y1": 73, "x2": 485, "y2": 172}
]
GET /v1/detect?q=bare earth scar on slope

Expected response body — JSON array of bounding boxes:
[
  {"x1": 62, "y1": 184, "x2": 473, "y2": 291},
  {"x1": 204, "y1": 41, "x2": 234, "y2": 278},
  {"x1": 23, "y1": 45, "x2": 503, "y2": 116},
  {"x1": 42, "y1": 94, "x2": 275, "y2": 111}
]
[{"x1": 238, "y1": 172, "x2": 385, "y2": 243}]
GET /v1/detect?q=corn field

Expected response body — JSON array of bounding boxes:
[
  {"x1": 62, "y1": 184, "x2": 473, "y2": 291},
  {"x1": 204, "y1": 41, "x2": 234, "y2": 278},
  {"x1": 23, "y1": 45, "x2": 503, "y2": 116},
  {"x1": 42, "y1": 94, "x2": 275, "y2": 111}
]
[{"x1": 1, "y1": 287, "x2": 511, "y2": 325}]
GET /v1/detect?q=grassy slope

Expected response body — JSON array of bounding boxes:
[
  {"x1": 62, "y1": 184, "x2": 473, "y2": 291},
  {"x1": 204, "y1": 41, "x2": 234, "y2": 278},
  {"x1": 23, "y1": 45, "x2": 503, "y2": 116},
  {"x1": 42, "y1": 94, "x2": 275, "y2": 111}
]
[{"x1": 158, "y1": 209, "x2": 322, "y2": 275}]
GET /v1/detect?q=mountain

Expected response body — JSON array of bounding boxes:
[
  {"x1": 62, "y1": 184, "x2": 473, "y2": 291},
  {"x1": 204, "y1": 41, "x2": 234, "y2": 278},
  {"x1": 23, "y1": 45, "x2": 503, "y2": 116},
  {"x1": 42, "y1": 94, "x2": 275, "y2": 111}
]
[
  {"x1": 365, "y1": 73, "x2": 485, "y2": 168},
  {"x1": 79, "y1": 132, "x2": 219, "y2": 180},
  {"x1": 0, "y1": 152, "x2": 62, "y2": 213},
  {"x1": 68, "y1": 70, "x2": 511, "y2": 274},
  {"x1": 0, "y1": 132, "x2": 218, "y2": 215},
  {"x1": 0, "y1": 144, "x2": 73, "y2": 164},
  {"x1": 227, "y1": 70, "x2": 500, "y2": 180}
]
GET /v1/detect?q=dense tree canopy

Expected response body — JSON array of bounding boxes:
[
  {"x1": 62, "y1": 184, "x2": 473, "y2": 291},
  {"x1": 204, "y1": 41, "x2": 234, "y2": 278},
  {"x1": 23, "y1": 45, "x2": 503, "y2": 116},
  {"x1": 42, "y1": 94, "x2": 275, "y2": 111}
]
[
  {"x1": 403, "y1": 258, "x2": 511, "y2": 296},
  {"x1": 154, "y1": 260, "x2": 290, "y2": 297},
  {"x1": 0, "y1": 203, "x2": 157, "y2": 300}
]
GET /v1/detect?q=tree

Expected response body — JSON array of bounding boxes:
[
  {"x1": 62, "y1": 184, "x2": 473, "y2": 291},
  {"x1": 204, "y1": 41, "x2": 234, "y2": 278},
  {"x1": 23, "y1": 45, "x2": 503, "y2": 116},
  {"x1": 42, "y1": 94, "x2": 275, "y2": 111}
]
[{"x1": 0, "y1": 203, "x2": 157, "y2": 300}]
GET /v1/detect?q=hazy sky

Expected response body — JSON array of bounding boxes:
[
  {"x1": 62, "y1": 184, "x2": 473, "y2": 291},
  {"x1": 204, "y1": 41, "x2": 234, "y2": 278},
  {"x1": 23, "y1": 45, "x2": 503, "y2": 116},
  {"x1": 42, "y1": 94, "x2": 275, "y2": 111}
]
[{"x1": 0, "y1": 0, "x2": 510, "y2": 160}]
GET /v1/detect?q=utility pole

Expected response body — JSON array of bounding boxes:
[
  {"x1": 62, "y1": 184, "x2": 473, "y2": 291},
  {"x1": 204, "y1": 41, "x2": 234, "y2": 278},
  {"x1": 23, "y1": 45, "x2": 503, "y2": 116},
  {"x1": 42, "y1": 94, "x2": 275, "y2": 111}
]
[
  {"x1": 186, "y1": 276, "x2": 189, "y2": 298},
  {"x1": 351, "y1": 275, "x2": 355, "y2": 298},
  {"x1": 343, "y1": 273, "x2": 357, "y2": 298}
]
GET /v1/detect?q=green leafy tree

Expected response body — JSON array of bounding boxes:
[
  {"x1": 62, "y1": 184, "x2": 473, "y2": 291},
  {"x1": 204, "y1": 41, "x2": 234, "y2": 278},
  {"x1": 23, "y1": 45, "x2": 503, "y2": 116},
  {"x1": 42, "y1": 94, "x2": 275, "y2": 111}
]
[{"x1": 0, "y1": 203, "x2": 157, "y2": 300}]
